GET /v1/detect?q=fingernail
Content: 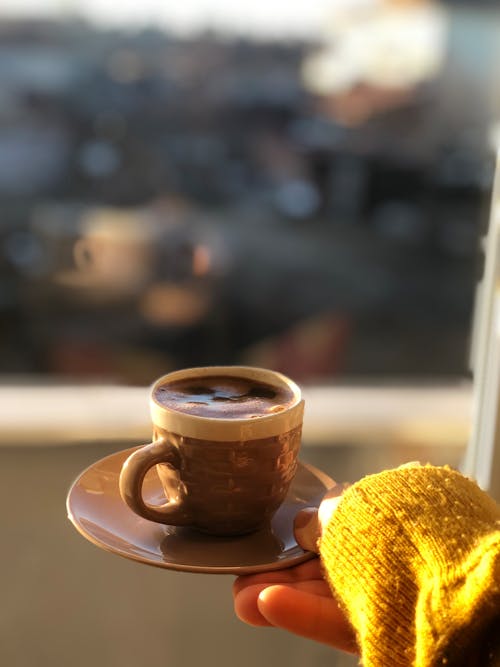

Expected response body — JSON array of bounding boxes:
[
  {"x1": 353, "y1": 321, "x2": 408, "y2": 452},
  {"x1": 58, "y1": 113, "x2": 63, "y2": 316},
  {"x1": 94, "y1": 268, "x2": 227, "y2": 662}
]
[
  {"x1": 293, "y1": 508, "x2": 320, "y2": 553},
  {"x1": 294, "y1": 507, "x2": 317, "y2": 530}
]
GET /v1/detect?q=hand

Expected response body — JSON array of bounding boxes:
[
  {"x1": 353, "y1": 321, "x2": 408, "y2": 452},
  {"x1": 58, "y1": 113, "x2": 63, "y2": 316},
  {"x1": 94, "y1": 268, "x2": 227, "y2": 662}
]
[
  {"x1": 233, "y1": 483, "x2": 358, "y2": 654},
  {"x1": 233, "y1": 559, "x2": 357, "y2": 653}
]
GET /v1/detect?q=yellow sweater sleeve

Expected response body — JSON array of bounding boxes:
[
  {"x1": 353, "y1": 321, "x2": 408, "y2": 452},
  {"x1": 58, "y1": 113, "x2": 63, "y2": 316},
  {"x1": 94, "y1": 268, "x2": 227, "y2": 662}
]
[{"x1": 318, "y1": 464, "x2": 500, "y2": 666}]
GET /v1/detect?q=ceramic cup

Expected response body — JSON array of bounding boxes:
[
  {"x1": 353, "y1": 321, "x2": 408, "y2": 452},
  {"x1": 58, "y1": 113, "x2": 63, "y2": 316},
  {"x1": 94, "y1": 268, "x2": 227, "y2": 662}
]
[{"x1": 119, "y1": 366, "x2": 304, "y2": 536}]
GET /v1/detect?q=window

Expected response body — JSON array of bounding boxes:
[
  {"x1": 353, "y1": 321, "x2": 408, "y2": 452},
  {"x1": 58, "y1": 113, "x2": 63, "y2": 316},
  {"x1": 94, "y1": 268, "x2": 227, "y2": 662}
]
[
  {"x1": 2, "y1": 5, "x2": 499, "y2": 667},
  {"x1": 1, "y1": 1, "x2": 498, "y2": 391}
]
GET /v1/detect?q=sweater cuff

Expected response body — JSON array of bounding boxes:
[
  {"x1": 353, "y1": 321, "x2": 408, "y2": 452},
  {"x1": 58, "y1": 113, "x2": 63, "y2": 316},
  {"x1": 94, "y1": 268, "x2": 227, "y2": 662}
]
[{"x1": 318, "y1": 465, "x2": 500, "y2": 667}]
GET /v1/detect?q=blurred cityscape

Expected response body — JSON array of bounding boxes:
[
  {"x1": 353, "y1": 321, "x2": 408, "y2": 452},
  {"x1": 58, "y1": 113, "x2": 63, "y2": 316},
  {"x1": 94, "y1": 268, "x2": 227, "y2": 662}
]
[{"x1": 0, "y1": 3, "x2": 499, "y2": 384}]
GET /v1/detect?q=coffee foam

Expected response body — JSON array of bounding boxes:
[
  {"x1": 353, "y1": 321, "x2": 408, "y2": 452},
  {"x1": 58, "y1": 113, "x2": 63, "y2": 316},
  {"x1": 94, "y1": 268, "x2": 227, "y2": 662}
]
[{"x1": 154, "y1": 375, "x2": 294, "y2": 419}]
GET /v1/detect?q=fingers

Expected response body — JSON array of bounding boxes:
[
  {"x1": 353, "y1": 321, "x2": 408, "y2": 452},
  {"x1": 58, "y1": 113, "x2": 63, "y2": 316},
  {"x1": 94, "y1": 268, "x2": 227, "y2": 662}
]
[
  {"x1": 294, "y1": 508, "x2": 320, "y2": 552},
  {"x1": 233, "y1": 583, "x2": 274, "y2": 627},
  {"x1": 232, "y1": 559, "x2": 325, "y2": 626},
  {"x1": 257, "y1": 585, "x2": 358, "y2": 654},
  {"x1": 233, "y1": 558, "x2": 324, "y2": 597},
  {"x1": 233, "y1": 558, "x2": 359, "y2": 655},
  {"x1": 294, "y1": 483, "x2": 349, "y2": 552},
  {"x1": 233, "y1": 579, "x2": 332, "y2": 627}
]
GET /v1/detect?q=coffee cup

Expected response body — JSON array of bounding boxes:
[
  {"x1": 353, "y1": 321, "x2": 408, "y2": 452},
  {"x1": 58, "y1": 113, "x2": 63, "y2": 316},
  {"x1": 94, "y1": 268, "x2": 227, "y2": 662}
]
[{"x1": 119, "y1": 366, "x2": 304, "y2": 536}]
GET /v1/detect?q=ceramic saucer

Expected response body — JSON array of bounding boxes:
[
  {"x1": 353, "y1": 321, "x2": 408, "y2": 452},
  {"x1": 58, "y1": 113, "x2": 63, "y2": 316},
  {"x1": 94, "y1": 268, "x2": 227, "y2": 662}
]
[{"x1": 67, "y1": 446, "x2": 333, "y2": 575}]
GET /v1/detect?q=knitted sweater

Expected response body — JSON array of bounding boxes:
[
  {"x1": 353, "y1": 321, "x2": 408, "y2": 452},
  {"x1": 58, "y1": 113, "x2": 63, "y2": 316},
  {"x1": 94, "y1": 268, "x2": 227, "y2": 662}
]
[{"x1": 318, "y1": 465, "x2": 500, "y2": 666}]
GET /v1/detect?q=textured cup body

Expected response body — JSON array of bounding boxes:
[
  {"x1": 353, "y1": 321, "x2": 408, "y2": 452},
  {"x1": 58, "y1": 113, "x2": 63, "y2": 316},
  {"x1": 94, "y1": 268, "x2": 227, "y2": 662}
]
[{"x1": 155, "y1": 424, "x2": 302, "y2": 535}]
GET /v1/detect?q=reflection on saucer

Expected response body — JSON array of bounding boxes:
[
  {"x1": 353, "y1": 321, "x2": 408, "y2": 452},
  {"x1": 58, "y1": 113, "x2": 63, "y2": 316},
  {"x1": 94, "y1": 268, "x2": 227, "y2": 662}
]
[{"x1": 160, "y1": 525, "x2": 285, "y2": 570}]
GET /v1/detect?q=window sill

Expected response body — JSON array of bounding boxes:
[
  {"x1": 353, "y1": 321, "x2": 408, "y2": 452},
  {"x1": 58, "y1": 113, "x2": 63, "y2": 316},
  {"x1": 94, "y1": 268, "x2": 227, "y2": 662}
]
[{"x1": 0, "y1": 379, "x2": 472, "y2": 449}]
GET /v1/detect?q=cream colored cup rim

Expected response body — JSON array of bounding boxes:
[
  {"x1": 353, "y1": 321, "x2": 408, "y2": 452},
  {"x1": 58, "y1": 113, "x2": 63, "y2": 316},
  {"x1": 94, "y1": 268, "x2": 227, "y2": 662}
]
[
  {"x1": 150, "y1": 365, "x2": 302, "y2": 426},
  {"x1": 149, "y1": 366, "x2": 303, "y2": 441}
]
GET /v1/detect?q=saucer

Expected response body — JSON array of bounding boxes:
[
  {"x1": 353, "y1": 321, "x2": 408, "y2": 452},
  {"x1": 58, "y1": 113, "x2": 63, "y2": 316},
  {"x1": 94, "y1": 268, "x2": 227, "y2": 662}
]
[{"x1": 67, "y1": 446, "x2": 333, "y2": 575}]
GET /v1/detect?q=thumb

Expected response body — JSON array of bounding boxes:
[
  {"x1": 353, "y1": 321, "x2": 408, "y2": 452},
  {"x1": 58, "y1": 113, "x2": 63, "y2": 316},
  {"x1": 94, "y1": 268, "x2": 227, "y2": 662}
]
[
  {"x1": 294, "y1": 507, "x2": 320, "y2": 552},
  {"x1": 294, "y1": 483, "x2": 349, "y2": 552}
]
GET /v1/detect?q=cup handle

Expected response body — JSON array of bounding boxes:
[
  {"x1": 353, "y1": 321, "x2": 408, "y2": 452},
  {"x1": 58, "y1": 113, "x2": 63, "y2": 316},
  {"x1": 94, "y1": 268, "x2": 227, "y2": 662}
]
[{"x1": 119, "y1": 439, "x2": 192, "y2": 525}]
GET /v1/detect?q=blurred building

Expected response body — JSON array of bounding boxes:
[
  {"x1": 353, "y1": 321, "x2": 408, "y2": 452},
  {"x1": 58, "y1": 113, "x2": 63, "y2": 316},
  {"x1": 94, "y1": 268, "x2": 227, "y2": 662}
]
[{"x1": 0, "y1": 3, "x2": 499, "y2": 383}]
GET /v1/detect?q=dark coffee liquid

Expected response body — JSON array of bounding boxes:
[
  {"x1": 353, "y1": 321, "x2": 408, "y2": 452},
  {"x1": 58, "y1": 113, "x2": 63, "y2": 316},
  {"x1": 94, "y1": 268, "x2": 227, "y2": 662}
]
[{"x1": 154, "y1": 375, "x2": 295, "y2": 419}]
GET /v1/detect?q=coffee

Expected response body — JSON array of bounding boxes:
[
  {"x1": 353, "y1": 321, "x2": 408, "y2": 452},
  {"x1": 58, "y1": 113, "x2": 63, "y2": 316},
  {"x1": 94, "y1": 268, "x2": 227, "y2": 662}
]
[{"x1": 154, "y1": 375, "x2": 295, "y2": 419}]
